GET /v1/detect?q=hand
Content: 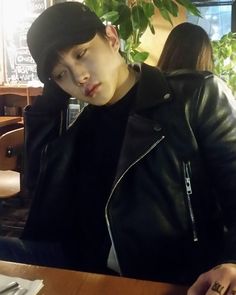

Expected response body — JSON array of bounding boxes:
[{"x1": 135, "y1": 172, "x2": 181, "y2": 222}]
[
  {"x1": 30, "y1": 80, "x2": 71, "y2": 113},
  {"x1": 188, "y1": 264, "x2": 236, "y2": 295}
]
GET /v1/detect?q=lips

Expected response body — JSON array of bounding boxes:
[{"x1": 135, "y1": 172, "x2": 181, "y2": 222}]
[{"x1": 85, "y1": 83, "x2": 101, "y2": 97}]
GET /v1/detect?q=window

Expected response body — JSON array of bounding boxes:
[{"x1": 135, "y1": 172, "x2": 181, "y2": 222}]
[{"x1": 188, "y1": 0, "x2": 236, "y2": 40}]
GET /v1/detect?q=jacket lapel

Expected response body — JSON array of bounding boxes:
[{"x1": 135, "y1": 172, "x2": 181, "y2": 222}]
[
  {"x1": 133, "y1": 63, "x2": 173, "y2": 112},
  {"x1": 113, "y1": 64, "x2": 172, "y2": 184}
]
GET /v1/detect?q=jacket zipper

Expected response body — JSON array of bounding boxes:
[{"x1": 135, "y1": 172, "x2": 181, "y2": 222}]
[
  {"x1": 105, "y1": 135, "x2": 165, "y2": 275},
  {"x1": 183, "y1": 161, "x2": 198, "y2": 242}
]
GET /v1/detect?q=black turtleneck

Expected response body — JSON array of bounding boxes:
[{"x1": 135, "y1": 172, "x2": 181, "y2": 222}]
[{"x1": 72, "y1": 83, "x2": 138, "y2": 273}]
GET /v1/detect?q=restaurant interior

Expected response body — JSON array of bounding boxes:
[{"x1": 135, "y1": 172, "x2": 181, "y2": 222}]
[
  {"x1": 0, "y1": 0, "x2": 235, "y2": 293},
  {"x1": 0, "y1": 0, "x2": 234, "y2": 236}
]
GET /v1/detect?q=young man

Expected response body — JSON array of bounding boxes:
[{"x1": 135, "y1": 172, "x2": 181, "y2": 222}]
[{"x1": 1, "y1": 2, "x2": 236, "y2": 294}]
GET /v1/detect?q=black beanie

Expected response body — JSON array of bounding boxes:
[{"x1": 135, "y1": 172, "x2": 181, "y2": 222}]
[{"x1": 27, "y1": 2, "x2": 105, "y2": 83}]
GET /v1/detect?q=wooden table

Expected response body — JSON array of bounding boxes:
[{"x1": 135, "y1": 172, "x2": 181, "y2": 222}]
[
  {"x1": 0, "y1": 86, "x2": 42, "y2": 105},
  {"x1": 0, "y1": 116, "x2": 22, "y2": 128},
  {"x1": 0, "y1": 260, "x2": 188, "y2": 295}
]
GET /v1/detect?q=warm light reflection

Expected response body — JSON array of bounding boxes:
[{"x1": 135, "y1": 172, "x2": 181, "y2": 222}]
[
  {"x1": 3, "y1": 0, "x2": 29, "y2": 36},
  {"x1": 3, "y1": 0, "x2": 45, "y2": 84}
]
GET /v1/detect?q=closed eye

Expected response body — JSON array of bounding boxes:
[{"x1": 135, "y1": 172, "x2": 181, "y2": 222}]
[
  {"x1": 76, "y1": 49, "x2": 87, "y2": 59},
  {"x1": 53, "y1": 70, "x2": 67, "y2": 81}
]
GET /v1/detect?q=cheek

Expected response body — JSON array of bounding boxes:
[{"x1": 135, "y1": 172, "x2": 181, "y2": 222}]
[
  {"x1": 55, "y1": 81, "x2": 69, "y2": 92},
  {"x1": 95, "y1": 55, "x2": 119, "y2": 83},
  {"x1": 92, "y1": 48, "x2": 118, "y2": 71},
  {"x1": 56, "y1": 81, "x2": 78, "y2": 97}
]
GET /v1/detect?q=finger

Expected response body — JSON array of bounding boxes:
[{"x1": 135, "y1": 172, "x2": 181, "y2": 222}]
[
  {"x1": 206, "y1": 280, "x2": 230, "y2": 295},
  {"x1": 188, "y1": 274, "x2": 210, "y2": 295}
]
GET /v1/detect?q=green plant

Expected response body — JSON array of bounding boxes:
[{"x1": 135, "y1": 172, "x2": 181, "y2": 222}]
[
  {"x1": 83, "y1": 0, "x2": 200, "y2": 63},
  {"x1": 212, "y1": 32, "x2": 236, "y2": 96}
]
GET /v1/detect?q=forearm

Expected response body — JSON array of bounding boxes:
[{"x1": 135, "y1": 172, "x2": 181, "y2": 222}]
[
  {"x1": 23, "y1": 103, "x2": 67, "y2": 193},
  {"x1": 23, "y1": 79, "x2": 70, "y2": 193}
]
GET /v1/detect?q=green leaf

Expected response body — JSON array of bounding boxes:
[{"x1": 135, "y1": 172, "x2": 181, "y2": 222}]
[
  {"x1": 100, "y1": 0, "x2": 123, "y2": 13},
  {"x1": 119, "y1": 20, "x2": 133, "y2": 40},
  {"x1": 85, "y1": 0, "x2": 202, "y2": 68},
  {"x1": 142, "y1": 3, "x2": 155, "y2": 18},
  {"x1": 153, "y1": 0, "x2": 162, "y2": 9},
  {"x1": 212, "y1": 32, "x2": 236, "y2": 95},
  {"x1": 148, "y1": 21, "x2": 155, "y2": 35},
  {"x1": 113, "y1": 4, "x2": 131, "y2": 26},
  {"x1": 163, "y1": 0, "x2": 179, "y2": 17},
  {"x1": 101, "y1": 11, "x2": 119, "y2": 23},
  {"x1": 131, "y1": 5, "x2": 149, "y2": 32},
  {"x1": 84, "y1": 0, "x2": 105, "y2": 17},
  {"x1": 159, "y1": 8, "x2": 173, "y2": 25},
  {"x1": 175, "y1": 0, "x2": 201, "y2": 17},
  {"x1": 131, "y1": 50, "x2": 149, "y2": 63},
  {"x1": 153, "y1": 0, "x2": 175, "y2": 25}
]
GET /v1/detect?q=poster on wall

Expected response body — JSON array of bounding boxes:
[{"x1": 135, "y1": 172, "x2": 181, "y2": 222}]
[{"x1": 3, "y1": 0, "x2": 49, "y2": 84}]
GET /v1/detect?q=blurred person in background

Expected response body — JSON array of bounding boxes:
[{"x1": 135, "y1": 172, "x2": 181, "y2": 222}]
[{"x1": 157, "y1": 22, "x2": 214, "y2": 71}]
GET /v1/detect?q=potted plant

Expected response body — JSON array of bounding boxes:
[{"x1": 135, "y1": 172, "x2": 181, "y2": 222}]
[
  {"x1": 83, "y1": 0, "x2": 200, "y2": 63},
  {"x1": 212, "y1": 32, "x2": 236, "y2": 96}
]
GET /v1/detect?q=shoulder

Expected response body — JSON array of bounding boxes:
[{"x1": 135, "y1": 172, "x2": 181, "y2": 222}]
[
  {"x1": 164, "y1": 69, "x2": 227, "y2": 102},
  {"x1": 136, "y1": 64, "x2": 233, "y2": 109},
  {"x1": 166, "y1": 69, "x2": 213, "y2": 79},
  {"x1": 138, "y1": 63, "x2": 216, "y2": 95},
  {"x1": 165, "y1": 69, "x2": 236, "y2": 120},
  {"x1": 139, "y1": 63, "x2": 214, "y2": 81},
  {"x1": 164, "y1": 69, "x2": 232, "y2": 100},
  {"x1": 166, "y1": 69, "x2": 214, "y2": 89}
]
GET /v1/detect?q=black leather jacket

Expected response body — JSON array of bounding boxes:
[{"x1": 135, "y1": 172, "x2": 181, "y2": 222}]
[{"x1": 23, "y1": 64, "x2": 236, "y2": 284}]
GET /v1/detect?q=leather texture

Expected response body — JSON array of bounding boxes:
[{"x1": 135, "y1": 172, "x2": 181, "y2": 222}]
[{"x1": 22, "y1": 64, "x2": 236, "y2": 284}]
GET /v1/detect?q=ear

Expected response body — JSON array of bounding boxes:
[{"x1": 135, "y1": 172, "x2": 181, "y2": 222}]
[{"x1": 105, "y1": 25, "x2": 120, "y2": 52}]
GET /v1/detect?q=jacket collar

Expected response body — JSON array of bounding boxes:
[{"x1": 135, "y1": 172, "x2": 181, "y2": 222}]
[
  {"x1": 110, "y1": 64, "x2": 170, "y2": 185},
  {"x1": 133, "y1": 63, "x2": 173, "y2": 113}
]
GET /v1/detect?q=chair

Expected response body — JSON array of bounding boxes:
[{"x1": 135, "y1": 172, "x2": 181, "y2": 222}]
[
  {"x1": 0, "y1": 127, "x2": 24, "y2": 199},
  {"x1": 0, "y1": 122, "x2": 24, "y2": 136}
]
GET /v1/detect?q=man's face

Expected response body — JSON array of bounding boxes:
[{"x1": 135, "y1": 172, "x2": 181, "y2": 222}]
[{"x1": 51, "y1": 26, "x2": 123, "y2": 106}]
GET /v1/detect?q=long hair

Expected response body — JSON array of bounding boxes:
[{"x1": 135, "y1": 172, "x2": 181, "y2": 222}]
[{"x1": 157, "y1": 22, "x2": 214, "y2": 71}]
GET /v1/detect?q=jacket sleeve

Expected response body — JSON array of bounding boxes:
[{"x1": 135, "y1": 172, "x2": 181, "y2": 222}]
[
  {"x1": 193, "y1": 75, "x2": 236, "y2": 263},
  {"x1": 23, "y1": 96, "x2": 68, "y2": 196}
]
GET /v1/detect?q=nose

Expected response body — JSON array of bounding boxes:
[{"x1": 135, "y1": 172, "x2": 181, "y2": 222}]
[{"x1": 71, "y1": 67, "x2": 90, "y2": 86}]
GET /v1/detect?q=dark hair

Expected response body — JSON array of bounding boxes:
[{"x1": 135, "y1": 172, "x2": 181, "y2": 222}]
[
  {"x1": 157, "y1": 22, "x2": 214, "y2": 71},
  {"x1": 46, "y1": 26, "x2": 107, "y2": 81}
]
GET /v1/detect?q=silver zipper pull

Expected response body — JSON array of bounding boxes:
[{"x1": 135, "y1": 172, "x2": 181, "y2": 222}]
[
  {"x1": 183, "y1": 162, "x2": 198, "y2": 242},
  {"x1": 0, "y1": 281, "x2": 19, "y2": 294},
  {"x1": 183, "y1": 162, "x2": 192, "y2": 195}
]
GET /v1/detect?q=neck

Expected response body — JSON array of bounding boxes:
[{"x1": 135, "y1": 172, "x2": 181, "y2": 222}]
[{"x1": 108, "y1": 61, "x2": 139, "y2": 105}]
